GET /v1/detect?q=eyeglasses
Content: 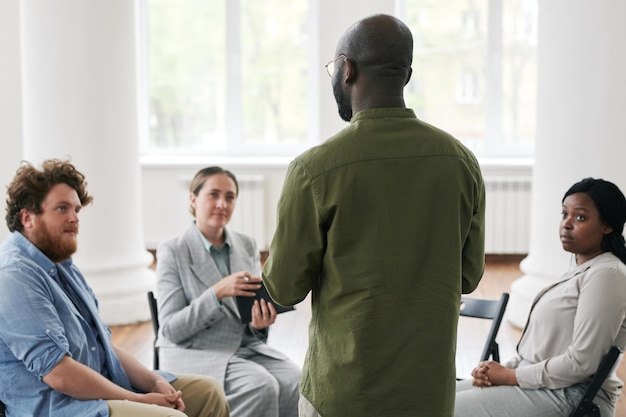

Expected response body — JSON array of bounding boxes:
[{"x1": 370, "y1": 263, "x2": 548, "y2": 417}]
[{"x1": 325, "y1": 54, "x2": 348, "y2": 77}]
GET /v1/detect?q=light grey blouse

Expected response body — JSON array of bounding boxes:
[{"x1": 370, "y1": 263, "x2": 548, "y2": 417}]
[{"x1": 509, "y1": 252, "x2": 626, "y2": 401}]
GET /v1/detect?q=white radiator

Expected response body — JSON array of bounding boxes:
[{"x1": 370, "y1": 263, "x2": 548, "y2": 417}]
[
  {"x1": 200, "y1": 174, "x2": 529, "y2": 254},
  {"x1": 484, "y1": 176, "x2": 532, "y2": 254},
  {"x1": 173, "y1": 172, "x2": 529, "y2": 255}
]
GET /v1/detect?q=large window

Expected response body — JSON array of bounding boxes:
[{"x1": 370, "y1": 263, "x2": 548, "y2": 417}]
[
  {"x1": 399, "y1": 0, "x2": 538, "y2": 157},
  {"x1": 141, "y1": 0, "x2": 311, "y2": 156},
  {"x1": 140, "y1": 1, "x2": 537, "y2": 159}
]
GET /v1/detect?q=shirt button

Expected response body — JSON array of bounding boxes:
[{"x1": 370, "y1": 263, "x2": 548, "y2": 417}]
[
  {"x1": 91, "y1": 346, "x2": 96, "y2": 351},
  {"x1": 45, "y1": 328, "x2": 51, "y2": 334}
]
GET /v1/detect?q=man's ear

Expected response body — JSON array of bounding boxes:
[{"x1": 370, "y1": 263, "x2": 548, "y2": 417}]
[
  {"x1": 344, "y1": 58, "x2": 357, "y2": 83},
  {"x1": 20, "y1": 209, "x2": 34, "y2": 229},
  {"x1": 405, "y1": 67, "x2": 413, "y2": 86}
]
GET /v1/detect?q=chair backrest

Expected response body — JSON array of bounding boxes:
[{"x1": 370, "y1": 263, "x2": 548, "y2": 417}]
[
  {"x1": 568, "y1": 346, "x2": 622, "y2": 417},
  {"x1": 147, "y1": 291, "x2": 160, "y2": 370},
  {"x1": 459, "y1": 292, "x2": 509, "y2": 362}
]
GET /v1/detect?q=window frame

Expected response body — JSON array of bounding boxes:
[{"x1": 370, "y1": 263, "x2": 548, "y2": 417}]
[{"x1": 137, "y1": 0, "x2": 536, "y2": 160}]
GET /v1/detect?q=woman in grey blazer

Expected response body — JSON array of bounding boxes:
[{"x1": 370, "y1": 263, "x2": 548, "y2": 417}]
[{"x1": 155, "y1": 166, "x2": 300, "y2": 417}]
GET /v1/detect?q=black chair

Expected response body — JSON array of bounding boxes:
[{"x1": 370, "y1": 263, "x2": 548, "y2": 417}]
[
  {"x1": 147, "y1": 291, "x2": 160, "y2": 370},
  {"x1": 569, "y1": 346, "x2": 622, "y2": 417},
  {"x1": 0, "y1": 401, "x2": 5, "y2": 417},
  {"x1": 459, "y1": 292, "x2": 510, "y2": 362}
]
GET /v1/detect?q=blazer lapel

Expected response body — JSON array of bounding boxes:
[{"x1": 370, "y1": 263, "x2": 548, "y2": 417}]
[
  {"x1": 185, "y1": 225, "x2": 220, "y2": 287},
  {"x1": 227, "y1": 230, "x2": 258, "y2": 277},
  {"x1": 185, "y1": 224, "x2": 241, "y2": 319}
]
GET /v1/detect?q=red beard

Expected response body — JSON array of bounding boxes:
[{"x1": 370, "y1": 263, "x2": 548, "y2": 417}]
[{"x1": 30, "y1": 223, "x2": 78, "y2": 262}]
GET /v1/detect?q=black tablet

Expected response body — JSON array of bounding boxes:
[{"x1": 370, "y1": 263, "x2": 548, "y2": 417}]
[{"x1": 235, "y1": 282, "x2": 295, "y2": 323}]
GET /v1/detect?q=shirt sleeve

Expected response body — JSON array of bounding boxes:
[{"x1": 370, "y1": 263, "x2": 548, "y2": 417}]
[
  {"x1": 0, "y1": 263, "x2": 70, "y2": 379},
  {"x1": 516, "y1": 265, "x2": 626, "y2": 389},
  {"x1": 263, "y1": 159, "x2": 325, "y2": 306},
  {"x1": 461, "y1": 165, "x2": 486, "y2": 294}
]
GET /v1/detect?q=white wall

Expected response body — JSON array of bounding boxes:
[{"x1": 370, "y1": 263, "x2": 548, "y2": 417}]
[
  {"x1": 0, "y1": 0, "x2": 23, "y2": 242},
  {"x1": 141, "y1": 159, "x2": 291, "y2": 250},
  {"x1": 140, "y1": 159, "x2": 533, "y2": 253}
]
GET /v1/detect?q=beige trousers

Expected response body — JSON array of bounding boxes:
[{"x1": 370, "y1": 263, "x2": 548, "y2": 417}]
[{"x1": 108, "y1": 374, "x2": 229, "y2": 417}]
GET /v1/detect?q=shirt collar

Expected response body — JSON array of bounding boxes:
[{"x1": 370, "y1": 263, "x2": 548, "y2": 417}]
[
  {"x1": 9, "y1": 231, "x2": 73, "y2": 274},
  {"x1": 351, "y1": 107, "x2": 417, "y2": 123},
  {"x1": 193, "y1": 222, "x2": 232, "y2": 253}
]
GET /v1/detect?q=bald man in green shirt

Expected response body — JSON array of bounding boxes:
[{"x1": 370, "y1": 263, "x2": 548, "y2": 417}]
[{"x1": 263, "y1": 14, "x2": 486, "y2": 417}]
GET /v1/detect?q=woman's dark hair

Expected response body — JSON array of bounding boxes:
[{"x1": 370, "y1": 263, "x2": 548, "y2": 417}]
[
  {"x1": 188, "y1": 166, "x2": 239, "y2": 217},
  {"x1": 563, "y1": 177, "x2": 626, "y2": 264},
  {"x1": 5, "y1": 159, "x2": 93, "y2": 232}
]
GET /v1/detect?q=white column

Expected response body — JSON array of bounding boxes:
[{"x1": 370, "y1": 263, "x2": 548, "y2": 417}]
[
  {"x1": 507, "y1": 0, "x2": 626, "y2": 328},
  {"x1": 0, "y1": 0, "x2": 23, "y2": 243},
  {"x1": 20, "y1": 0, "x2": 153, "y2": 324}
]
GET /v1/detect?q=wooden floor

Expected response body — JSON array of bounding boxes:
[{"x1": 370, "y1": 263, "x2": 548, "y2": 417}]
[{"x1": 111, "y1": 257, "x2": 626, "y2": 416}]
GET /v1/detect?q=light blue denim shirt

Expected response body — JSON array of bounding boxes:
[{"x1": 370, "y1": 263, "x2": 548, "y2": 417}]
[{"x1": 0, "y1": 232, "x2": 136, "y2": 416}]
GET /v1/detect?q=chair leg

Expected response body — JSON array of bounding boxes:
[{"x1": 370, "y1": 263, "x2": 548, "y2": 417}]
[{"x1": 492, "y1": 343, "x2": 500, "y2": 362}]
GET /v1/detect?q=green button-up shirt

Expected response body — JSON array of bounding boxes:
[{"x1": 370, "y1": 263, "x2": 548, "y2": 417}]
[{"x1": 263, "y1": 108, "x2": 485, "y2": 417}]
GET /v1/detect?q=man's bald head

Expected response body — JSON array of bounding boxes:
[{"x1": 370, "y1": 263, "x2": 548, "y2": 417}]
[{"x1": 336, "y1": 14, "x2": 413, "y2": 86}]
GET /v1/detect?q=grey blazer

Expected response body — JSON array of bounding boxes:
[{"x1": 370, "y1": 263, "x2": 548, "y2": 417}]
[{"x1": 155, "y1": 223, "x2": 287, "y2": 382}]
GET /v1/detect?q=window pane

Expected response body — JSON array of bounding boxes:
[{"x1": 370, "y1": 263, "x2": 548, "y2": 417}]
[
  {"x1": 402, "y1": 0, "x2": 537, "y2": 157},
  {"x1": 241, "y1": 0, "x2": 309, "y2": 146},
  {"x1": 147, "y1": 0, "x2": 226, "y2": 151},
  {"x1": 145, "y1": 0, "x2": 309, "y2": 154}
]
